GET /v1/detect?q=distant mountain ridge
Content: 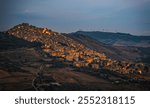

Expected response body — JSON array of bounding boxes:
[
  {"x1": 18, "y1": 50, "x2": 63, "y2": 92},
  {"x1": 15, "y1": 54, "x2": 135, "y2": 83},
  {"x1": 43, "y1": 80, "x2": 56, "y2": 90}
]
[{"x1": 71, "y1": 31, "x2": 150, "y2": 47}]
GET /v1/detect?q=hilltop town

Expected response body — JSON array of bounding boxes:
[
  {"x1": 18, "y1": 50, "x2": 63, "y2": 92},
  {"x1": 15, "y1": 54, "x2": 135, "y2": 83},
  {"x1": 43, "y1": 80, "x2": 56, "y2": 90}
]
[
  {"x1": 7, "y1": 23, "x2": 148, "y2": 75},
  {"x1": 0, "y1": 23, "x2": 149, "y2": 90}
]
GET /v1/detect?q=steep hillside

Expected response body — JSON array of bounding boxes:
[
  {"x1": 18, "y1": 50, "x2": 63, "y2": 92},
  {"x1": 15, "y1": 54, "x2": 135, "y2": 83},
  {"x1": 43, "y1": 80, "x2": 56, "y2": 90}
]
[
  {"x1": 0, "y1": 23, "x2": 149, "y2": 90},
  {"x1": 0, "y1": 32, "x2": 43, "y2": 90},
  {"x1": 0, "y1": 32, "x2": 38, "y2": 50},
  {"x1": 7, "y1": 23, "x2": 149, "y2": 75}
]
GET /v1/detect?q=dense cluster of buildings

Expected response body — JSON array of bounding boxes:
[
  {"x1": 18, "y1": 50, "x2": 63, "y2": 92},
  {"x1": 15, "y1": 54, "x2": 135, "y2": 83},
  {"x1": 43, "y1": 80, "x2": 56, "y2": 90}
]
[{"x1": 8, "y1": 23, "x2": 149, "y2": 75}]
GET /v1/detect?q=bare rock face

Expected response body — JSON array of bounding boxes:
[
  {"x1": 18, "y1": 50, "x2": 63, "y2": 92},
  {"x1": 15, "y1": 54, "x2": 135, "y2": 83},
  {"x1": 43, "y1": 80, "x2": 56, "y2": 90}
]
[{"x1": 7, "y1": 23, "x2": 149, "y2": 75}]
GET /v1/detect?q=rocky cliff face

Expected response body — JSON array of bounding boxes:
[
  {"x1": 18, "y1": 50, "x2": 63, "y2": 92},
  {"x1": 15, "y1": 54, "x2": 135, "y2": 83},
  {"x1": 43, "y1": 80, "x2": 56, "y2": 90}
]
[{"x1": 7, "y1": 23, "x2": 149, "y2": 75}]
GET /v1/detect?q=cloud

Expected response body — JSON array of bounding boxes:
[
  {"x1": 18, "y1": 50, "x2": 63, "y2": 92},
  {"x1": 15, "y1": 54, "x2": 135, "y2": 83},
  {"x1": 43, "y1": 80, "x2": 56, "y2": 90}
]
[{"x1": 0, "y1": 0, "x2": 150, "y2": 35}]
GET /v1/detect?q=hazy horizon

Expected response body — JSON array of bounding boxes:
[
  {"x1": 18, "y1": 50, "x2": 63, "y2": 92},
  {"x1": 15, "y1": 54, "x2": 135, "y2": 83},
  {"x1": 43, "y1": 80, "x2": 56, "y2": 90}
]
[{"x1": 0, "y1": 0, "x2": 150, "y2": 36}]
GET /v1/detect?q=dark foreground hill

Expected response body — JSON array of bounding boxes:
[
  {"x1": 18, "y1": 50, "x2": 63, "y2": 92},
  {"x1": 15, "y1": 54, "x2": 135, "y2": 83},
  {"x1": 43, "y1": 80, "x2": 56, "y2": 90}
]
[{"x1": 0, "y1": 23, "x2": 150, "y2": 90}]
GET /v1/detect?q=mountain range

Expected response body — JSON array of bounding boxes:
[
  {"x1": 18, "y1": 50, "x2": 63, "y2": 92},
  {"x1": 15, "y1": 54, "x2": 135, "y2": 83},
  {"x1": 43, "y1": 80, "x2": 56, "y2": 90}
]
[{"x1": 72, "y1": 31, "x2": 150, "y2": 47}]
